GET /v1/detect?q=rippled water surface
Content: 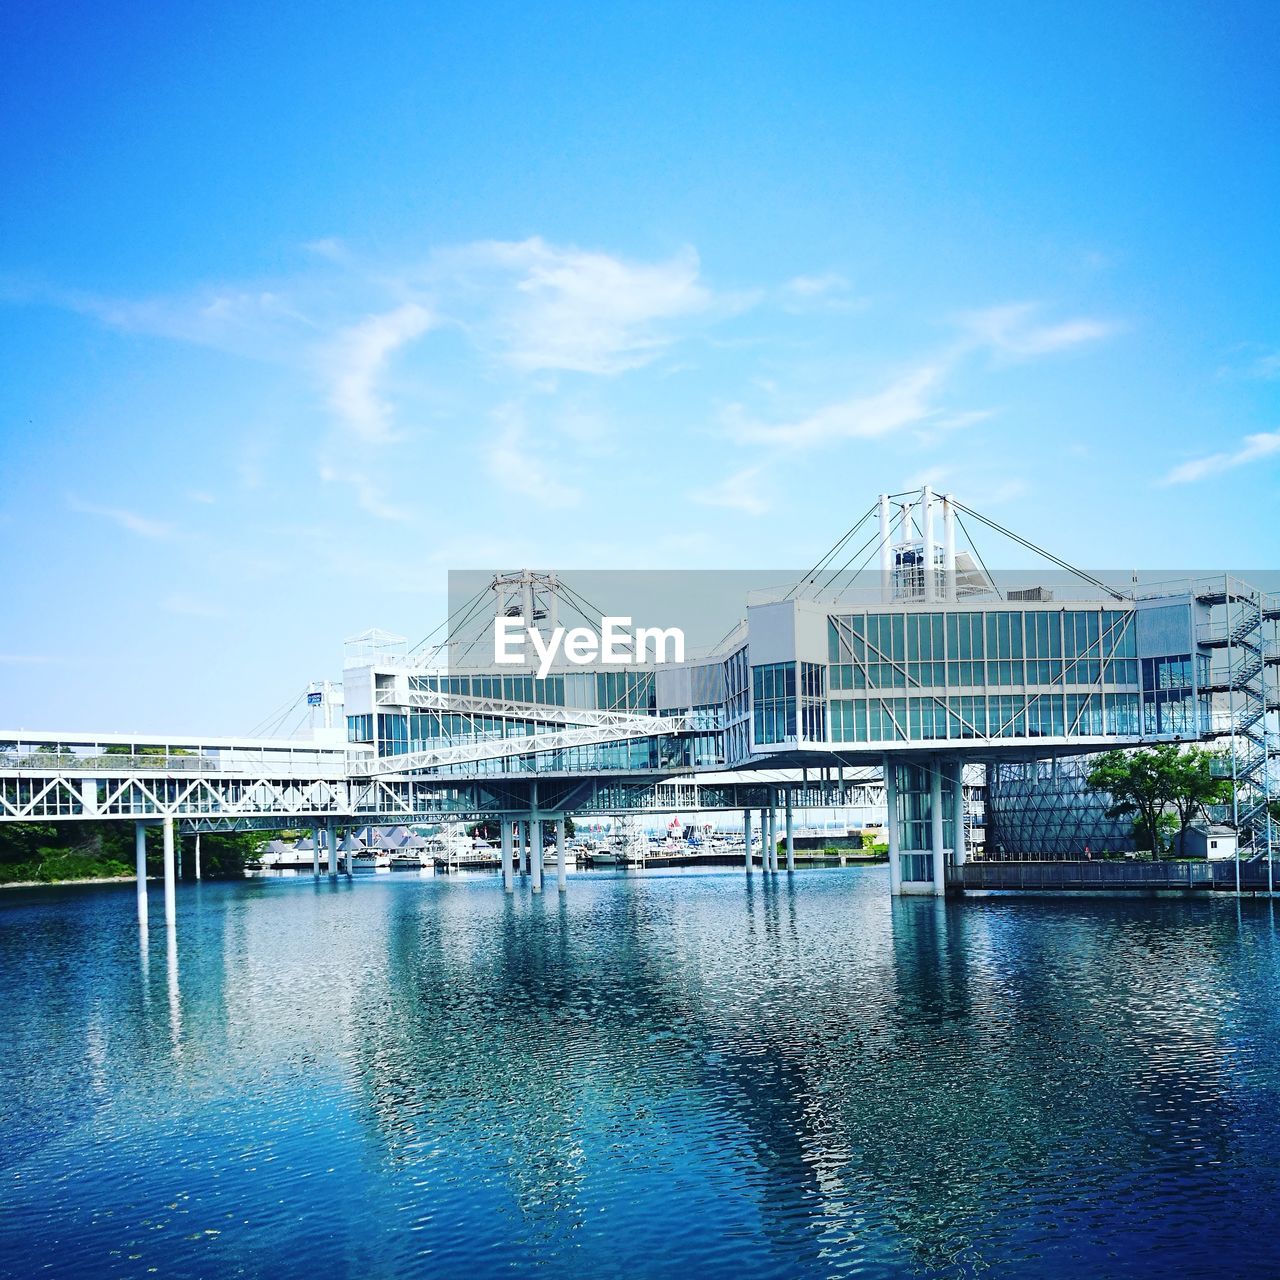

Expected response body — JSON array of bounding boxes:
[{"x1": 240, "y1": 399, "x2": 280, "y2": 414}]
[{"x1": 4, "y1": 867, "x2": 1280, "y2": 1279}]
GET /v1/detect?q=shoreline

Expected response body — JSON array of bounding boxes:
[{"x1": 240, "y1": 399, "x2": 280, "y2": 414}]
[{"x1": 0, "y1": 874, "x2": 137, "y2": 891}]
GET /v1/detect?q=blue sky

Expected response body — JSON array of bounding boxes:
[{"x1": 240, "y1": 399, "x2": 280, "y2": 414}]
[{"x1": 1, "y1": 1, "x2": 1278, "y2": 734}]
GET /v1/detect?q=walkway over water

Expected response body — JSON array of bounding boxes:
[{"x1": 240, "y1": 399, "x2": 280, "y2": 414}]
[{"x1": 951, "y1": 859, "x2": 1277, "y2": 893}]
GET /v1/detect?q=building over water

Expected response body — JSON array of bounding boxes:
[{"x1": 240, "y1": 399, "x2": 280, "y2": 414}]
[{"x1": 342, "y1": 486, "x2": 1279, "y2": 894}]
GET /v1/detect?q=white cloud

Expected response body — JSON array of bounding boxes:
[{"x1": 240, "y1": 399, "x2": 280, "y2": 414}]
[
  {"x1": 163, "y1": 593, "x2": 224, "y2": 619},
  {"x1": 784, "y1": 272, "x2": 849, "y2": 298},
  {"x1": 486, "y1": 405, "x2": 582, "y2": 508},
  {"x1": 325, "y1": 303, "x2": 432, "y2": 442},
  {"x1": 692, "y1": 465, "x2": 770, "y2": 516},
  {"x1": 1250, "y1": 351, "x2": 1280, "y2": 380},
  {"x1": 1161, "y1": 431, "x2": 1280, "y2": 485},
  {"x1": 317, "y1": 463, "x2": 414, "y2": 522},
  {"x1": 67, "y1": 495, "x2": 174, "y2": 539},
  {"x1": 961, "y1": 302, "x2": 1117, "y2": 357},
  {"x1": 438, "y1": 237, "x2": 716, "y2": 374},
  {"x1": 724, "y1": 364, "x2": 944, "y2": 449},
  {"x1": 780, "y1": 272, "x2": 863, "y2": 313},
  {"x1": 0, "y1": 654, "x2": 58, "y2": 665}
]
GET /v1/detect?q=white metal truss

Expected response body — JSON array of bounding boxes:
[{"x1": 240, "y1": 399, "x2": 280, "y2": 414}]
[{"x1": 346, "y1": 713, "x2": 691, "y2": 777}]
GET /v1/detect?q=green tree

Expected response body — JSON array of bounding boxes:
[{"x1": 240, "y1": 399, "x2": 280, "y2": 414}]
[
  {"x1": 1168, "y1": 747, "x2": 1233, "y2": 856},
  {"x1": 1086, "y1": 744, "x2": 1232, "y2": 858}
]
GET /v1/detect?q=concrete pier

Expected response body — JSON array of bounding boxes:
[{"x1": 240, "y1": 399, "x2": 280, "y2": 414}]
[
  {"x1": 885, "y1": 757, "x2": 902, "y2": 896},
  {"x1": 930, "y1": 762, "x2": 945, "y2": 897},
  {"x1": 785, "y1": 791, "x2": 794, "y2": 873},
  {"x1": 744, "y1": 809, "x2": 753, "y2": 873},
  {"x1": 556, "y1": 815, "x2": 567, "y2": 892},
  {"x1": 530, "y1": 818, "x2": 543, "y2": 893},
  {"x1": 501, "y1": 820, "x2": 514, "y2": 892},
  {"x1": 162, "y1": 815, "x2": 176, "y2": 925},
  {"x1": 135, "y1": 820, "x2": 148, "y2": 926}
]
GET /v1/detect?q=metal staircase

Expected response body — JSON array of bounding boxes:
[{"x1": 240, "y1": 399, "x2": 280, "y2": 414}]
[{"x1": 1200, "y1": 582, "x2": 1277, "y2": 862}]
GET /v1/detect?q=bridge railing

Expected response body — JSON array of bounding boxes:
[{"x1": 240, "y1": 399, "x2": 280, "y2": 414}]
[
  {"x1": 0, "y1": 750, "x2": 348, "y2": 777},
  {"x1": 953, "y1": 860, "x2": 1218, "y2": 890}
]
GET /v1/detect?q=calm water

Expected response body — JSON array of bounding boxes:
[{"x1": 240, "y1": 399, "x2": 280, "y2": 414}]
[{"x1": 3, "y1": 867, "x2": 1280, "y2": 1279}]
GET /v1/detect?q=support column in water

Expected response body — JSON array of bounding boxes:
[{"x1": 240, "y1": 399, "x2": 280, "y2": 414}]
[
  {"x1": 885, "y1": 755, "x2": 902, "y2": 896},
  {"x1": 930, "y1": 759, "x2": 946, "y2": 897},
  {"x1": 135, "y1": 820, "x2": 149, "y2": 926},
  {"x1": 327, "y1": 824, "x2": 338, "y2": 877},
  {"x1": 556, "y1": 815, "x2": 567, "y2": 892},
  {"x1": 785, "y1": 790, "x2": 795, "y2": 873},
  {"x1": 162, "y1": 815, "x2": 176, "y2": 925},
  {"x1": 743, "y1": 809, "x2": 753, "y2": 873},
  {"x1": 311, "y1": 825, "x2": 320, "y2": 878},
  {"x1": 501, "y1": 820, "x2": 514, "y2": 892},
  {"x1": 194, "y1": 832, "x2": 202, "y2": 881},
  {"x1": 770, "y1": 796, "x2": 779, "y2": 872},
  {"x1": 530, "y1": 818, "x2": 543, "y2": 893},
  {"x1": 341, "y1": 826, "x2": 352, "y2": 877},
  {"x1": 952, "y1": 759, "x2": 967, "y2": 867}
]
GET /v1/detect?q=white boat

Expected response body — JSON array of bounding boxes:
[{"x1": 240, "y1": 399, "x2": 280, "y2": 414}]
[{"x1": 353, "y1": 848, "x2": 391, "y2": 870}]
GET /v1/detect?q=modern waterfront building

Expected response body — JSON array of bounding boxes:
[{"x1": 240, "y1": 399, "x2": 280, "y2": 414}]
[
  {"x1": 2, "y1": 487, "x2": 1276, "y2": 900},
  {"x1": 339, "y1": 486, "x2": 1279, "y2": 894}
]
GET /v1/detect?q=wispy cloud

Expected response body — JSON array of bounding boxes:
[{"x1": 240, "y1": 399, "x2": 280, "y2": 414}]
[
  {"x1": 325, "y1": 303, "x2": 432, "y2": 442},
  {"x1": 1161, "y1": 430, "x2": 1280, "y2": 485},
  {"x1": 692, "y1": 464, "x2": 770, "y2": 516},
  {"x1": 66, "y1": 495, "x2": 174, "y2": 539},
  {"x1": 961, "y1": 302, "x2": 1118, "y2": 357},
  {"x1": 437, "y1": 237, "x2": 718, "y2": 374},
  {"x1": 486, "y1": 404, "x2": 582, "y2": 508},
  {"x1": 163, "y1": 593, "x2": 224, "y2": 619},
  {"x1": 780, "y1": 272, "x2": 864, "y2": 313},
  {"x1": 0, "y1": 653, "x2": 59, "y2": 665},
  {"x1": 1250, "y1": 351, "x2": 1280, "y2": 380},
  {"x1": 724, "y1": 364, "x2": 944, "y2": 449}
]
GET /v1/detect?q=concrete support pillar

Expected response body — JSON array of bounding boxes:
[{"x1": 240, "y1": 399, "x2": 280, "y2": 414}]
[
  {"x1": 759, "y1": 808, "x2": 768, "y2": 871},
  {"x1": 930, "y1": 761, "x2": 945, "y2": 897},
  {"x1": 952, "y1": 760, "x2": 967, "y2": 867},
  {"x1": 327, "y1": 823, "x2": 337, "y2": 877},
  {"x1": 885, "y1": 755, "x2": 902, "y2": 896},
  {"x1": 768, "y1": 798, "x2": 778, "y2": 872},
  {"x1": 194, "y1": 832, "x2": 202, "y2": 881},
  {"x1": 556, "y1": 815, "x2": 567, "y2": 892},
  {"x1": 312, "y1": 826, "x2": 320, "y2": 878},
  {"x1": 785, "y1": 790, "x2": 795, "y2": 873},
  {"x1": 530, "y1": 818, "x2": 543, "y2": 893},
  {"x1": 501, "y1": 820, "x2": 514, "y2": 892},
  {"x1": 135, "y1": 821, "x2": 149, "y2": 926},
  {"x1": 744, "y1": 809, "x2": 753, "y2": 872},
  {"x1": 163, "y1": 815, "x2": 176, "y2": 925},
  {"x1": 340, "y1": 826, "x2": 352, "y2": 877}
]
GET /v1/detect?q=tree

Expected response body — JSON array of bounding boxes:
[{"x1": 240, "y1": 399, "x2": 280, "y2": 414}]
[
  {"x1": 1168, "y1": 747, "x2": 1233, "y2": 856},
  {"x1": 1086, "y1": 744, "x2": 1233, "y2": 858},
  {"x1": 1087, "y1": 748, "x2": 1175, "y2": 856}
]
